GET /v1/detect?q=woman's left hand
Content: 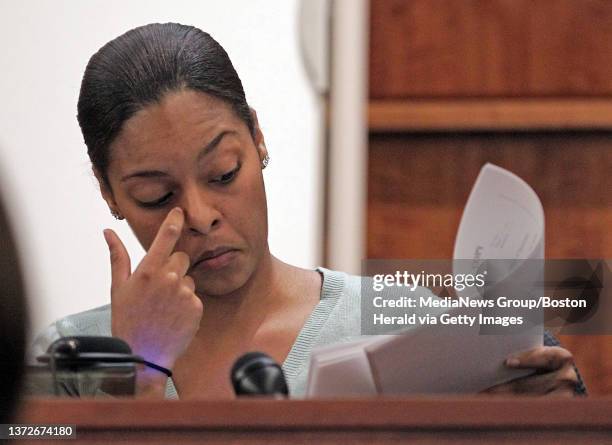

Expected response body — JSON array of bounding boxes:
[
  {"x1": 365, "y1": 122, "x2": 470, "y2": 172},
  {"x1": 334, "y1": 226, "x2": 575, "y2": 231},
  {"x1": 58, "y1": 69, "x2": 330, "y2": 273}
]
[{"x1": 482, "y1": 346, "x2": 578, "y2": 397}]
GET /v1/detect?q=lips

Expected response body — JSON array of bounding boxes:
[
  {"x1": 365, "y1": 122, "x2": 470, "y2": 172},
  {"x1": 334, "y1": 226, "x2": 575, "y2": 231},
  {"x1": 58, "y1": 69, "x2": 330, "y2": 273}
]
[{"x1": 191, "y1": 247, "x2": 238, "y2": 271}]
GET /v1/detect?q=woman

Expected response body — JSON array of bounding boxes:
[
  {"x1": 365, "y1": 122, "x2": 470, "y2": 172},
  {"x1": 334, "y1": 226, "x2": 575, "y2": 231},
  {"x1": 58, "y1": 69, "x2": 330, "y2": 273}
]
[{"x1": 33, "y1": 23, "x2": 583, "y2": 398}]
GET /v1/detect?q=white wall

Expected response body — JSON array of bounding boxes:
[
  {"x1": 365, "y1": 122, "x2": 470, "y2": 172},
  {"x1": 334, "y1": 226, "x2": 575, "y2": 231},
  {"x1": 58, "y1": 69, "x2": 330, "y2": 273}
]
[{"x1": 0, "y1": 0, "x2": 322, "y2": 337}]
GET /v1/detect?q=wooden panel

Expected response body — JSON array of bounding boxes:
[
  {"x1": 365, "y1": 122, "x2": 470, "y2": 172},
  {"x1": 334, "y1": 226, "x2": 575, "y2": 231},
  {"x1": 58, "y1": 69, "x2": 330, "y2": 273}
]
[
  {"x1": 370, "y1": 0, "x2": 612, "y2": 98},
  {"x1": 16, "y1": 398, "x2": 612, "y2": 427},
  {"x1": 369, "y1": 99, "x2": 612, "y2": 131},
  {"x1": 15, "y1": 398, "x2": 612, "y2": 444},
  {"x1": 366, "y1": 132, "x2": 612, "y2": 394},
  {"x1": 367, "y1": 132, "x2": 612, "y2": 257}
]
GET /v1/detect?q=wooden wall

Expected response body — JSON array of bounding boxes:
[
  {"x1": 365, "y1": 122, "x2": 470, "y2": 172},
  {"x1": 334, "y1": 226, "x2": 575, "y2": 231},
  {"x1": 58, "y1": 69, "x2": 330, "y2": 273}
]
[
  {"x1": 367, "y1": 0, "x2": 612, "y2": 395},
  {"x1": 370, "y1": 0, "x2": 612, "y2": 98}
]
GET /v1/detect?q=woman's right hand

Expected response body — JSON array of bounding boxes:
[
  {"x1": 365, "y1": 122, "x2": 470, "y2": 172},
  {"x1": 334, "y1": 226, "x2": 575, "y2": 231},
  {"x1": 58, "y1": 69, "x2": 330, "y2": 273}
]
[{"x1": 103, "y1": 207, "x2": 203, "y2": 378}]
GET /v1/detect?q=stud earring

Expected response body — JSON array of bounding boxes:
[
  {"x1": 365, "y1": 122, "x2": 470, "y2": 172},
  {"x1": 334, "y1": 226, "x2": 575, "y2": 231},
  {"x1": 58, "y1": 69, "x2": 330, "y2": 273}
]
[
  {"x1": 262, "y1": 154, "x2": 270, "y2": 169},
  {"x1": 111, "y1": 209, "x2": 124, "y2": 220}
]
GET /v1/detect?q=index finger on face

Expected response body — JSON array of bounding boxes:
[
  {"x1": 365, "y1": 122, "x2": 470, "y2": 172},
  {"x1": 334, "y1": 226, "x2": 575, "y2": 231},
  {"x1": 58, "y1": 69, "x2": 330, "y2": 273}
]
[
  {"x1": 142, "y1": 207, "x2": 185, "y2": 266},
  {"x1": 505, "y1": 346, "x2": 574, "y2": 371}
]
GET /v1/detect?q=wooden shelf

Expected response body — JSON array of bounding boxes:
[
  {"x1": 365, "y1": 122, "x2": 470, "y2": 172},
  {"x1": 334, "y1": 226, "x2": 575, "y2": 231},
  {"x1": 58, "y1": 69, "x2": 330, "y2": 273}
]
[{"x1": 369, "y1": 99, "x2": 612, "y2": 132}]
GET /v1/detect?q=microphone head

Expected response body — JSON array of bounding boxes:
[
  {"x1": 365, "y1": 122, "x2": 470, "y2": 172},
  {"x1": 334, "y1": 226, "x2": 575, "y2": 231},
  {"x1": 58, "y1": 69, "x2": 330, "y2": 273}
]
[
  {"x1": 47, "y1": 336, "x2": 133, "y2": 355},
  {"x1": 230, "y1": 352, "x2": 289, "y2": 397}
]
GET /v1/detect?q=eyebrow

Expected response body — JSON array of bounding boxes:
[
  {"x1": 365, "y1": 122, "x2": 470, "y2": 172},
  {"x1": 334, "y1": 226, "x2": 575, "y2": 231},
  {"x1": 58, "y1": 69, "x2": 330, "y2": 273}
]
[
  {"x1": 196, "y1": 130, "x2": 235, "y2": 162},
  {"x1": 120, "y1": 130, "x2": 236, "y2": 182}
]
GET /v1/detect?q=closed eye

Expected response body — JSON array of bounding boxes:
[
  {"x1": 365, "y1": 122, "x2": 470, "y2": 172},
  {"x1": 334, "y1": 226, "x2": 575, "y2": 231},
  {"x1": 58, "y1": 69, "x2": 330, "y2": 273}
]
[
  {"x1": 138, "y1": 192, "x2": 173, "y2": 208},
  {"x1": 211, "y1": 164, "x2": 241, "y2": 185}
]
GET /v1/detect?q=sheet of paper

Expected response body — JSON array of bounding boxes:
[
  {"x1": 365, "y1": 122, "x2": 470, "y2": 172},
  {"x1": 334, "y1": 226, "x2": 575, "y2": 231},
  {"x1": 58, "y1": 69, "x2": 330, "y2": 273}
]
[
  {"x1": 306, "y1": 337, "x2": 382, "y2": 397},
  {"x1": 306, "y1": 163, "x2": 546, "y2": 397},
  {"x1": 365, "y1": 308, "x2": 541, "y2": 394},
  {"x1": 454, "y1": 163, "x2": 544, "y2": 263}
]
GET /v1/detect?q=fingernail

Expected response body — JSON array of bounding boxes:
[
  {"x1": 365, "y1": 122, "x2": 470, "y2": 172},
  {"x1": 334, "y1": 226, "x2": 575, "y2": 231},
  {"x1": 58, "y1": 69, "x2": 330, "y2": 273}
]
[{"x1": 506, "y1": 357, "x2": 520, "y2": 367}]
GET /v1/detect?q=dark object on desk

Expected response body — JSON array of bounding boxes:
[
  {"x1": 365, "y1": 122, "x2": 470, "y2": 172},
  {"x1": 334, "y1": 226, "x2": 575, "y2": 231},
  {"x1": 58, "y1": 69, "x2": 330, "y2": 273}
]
[
  {"x1": 0, "y1": 191, "x2": 27, "y2": 422},
  {"x1": 36, "y1": 336, "x2": 139, "y2": 397},
  {"x1": 231, "y1": 352, "x2": 289, "y2": 397}
]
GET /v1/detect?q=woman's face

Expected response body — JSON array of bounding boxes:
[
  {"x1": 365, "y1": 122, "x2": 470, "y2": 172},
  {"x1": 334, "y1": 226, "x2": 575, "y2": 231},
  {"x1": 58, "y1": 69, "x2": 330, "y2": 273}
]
[{"x1": 101, "y1": 89, "x2": 269, "y2": 297}]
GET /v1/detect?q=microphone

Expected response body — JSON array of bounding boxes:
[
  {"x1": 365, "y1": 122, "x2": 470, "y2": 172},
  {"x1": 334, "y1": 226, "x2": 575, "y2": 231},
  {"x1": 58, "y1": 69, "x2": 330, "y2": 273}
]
[
  {"x1": 230, "y1": 352, "x2": 289, "y2": 397},
  {"x1": 37, "y1": 336, "x2": 141, "y2": 397}
]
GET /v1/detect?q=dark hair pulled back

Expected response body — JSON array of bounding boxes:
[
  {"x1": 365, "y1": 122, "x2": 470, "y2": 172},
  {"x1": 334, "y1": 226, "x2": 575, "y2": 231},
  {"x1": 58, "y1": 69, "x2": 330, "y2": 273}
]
[{"x1": 77, "y1": 23, "x2": 254, "y2": 186}]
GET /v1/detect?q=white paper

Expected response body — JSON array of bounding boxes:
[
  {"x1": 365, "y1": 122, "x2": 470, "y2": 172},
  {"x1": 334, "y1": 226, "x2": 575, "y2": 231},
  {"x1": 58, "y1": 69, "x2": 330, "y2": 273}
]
[
  {"x1": 454, "y1": 163, "x2": 545, "y2": 262},
  {"x1": 306, "y1": 164, "x2": 546, "y2": 397},
  {"x1": 365, "y1": 308, "x2": 541, "y2": 395},
  {"x1": 306, "y1": 337, "x2": 382, "y2": 397}
]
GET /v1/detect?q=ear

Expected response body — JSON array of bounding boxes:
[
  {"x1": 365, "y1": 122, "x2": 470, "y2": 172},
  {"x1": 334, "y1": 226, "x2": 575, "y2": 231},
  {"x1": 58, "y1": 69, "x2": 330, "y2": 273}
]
[
  {"x1": 250, "y1": 108, "x2": 268, "y2": 163},
  {"x1": 93, "y1": 168, "x2": 122, "y2": 218}
]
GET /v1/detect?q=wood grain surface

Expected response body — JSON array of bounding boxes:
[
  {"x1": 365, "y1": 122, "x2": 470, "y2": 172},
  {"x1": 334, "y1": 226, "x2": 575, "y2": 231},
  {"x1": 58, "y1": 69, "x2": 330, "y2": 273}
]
[
  {"x1": 14, "y1": 398, "x2": 612, "y2": 444},
  {"x1": 370, "y1": 0, "x2": 612, "y2": 99},
  {"x1": 369, "y1": 99, "x2": 612, "y2": 131}
]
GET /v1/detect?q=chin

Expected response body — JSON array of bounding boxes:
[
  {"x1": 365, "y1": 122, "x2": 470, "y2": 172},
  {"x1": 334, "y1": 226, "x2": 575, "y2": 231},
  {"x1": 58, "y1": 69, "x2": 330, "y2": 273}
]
[{"x1": 192, "y1": 262, "x2": 253, "y2": 297}]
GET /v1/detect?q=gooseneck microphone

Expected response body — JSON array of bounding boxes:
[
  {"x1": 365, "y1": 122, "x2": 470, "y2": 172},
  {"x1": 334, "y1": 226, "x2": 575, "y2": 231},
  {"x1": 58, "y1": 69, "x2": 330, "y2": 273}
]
[
  {"x1": 37, "y1": 336, "x2": 146, "y2": 397},
  {"x1": 230, "y1": 352, "x2": 289, "y2": 397}
]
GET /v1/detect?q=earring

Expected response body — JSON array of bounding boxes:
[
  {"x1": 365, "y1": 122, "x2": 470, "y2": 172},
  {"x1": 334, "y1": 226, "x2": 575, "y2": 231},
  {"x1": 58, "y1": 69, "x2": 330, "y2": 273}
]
[
  {"x1": 111, "y1": 209, "x2": 124, "y2": 220},
  {"x1": 261, "y1": 154, "x2": 270, "y2": 169}
]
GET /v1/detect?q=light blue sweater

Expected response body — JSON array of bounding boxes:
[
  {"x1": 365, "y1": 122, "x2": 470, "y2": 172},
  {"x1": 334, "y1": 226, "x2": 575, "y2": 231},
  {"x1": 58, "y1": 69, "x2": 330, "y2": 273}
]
[
  {"x1": 30, "y1": 268, "x2": 585, "y2": 396},
  {"x1": 30, "y1": 267, "x2": 375, "y2": 397}
]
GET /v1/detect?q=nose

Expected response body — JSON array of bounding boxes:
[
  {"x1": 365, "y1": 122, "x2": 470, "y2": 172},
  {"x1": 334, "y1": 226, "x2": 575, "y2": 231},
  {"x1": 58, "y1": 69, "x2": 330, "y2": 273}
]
[{"x1": 179, "y1": 183, "x2": 221, "y2": 236}]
